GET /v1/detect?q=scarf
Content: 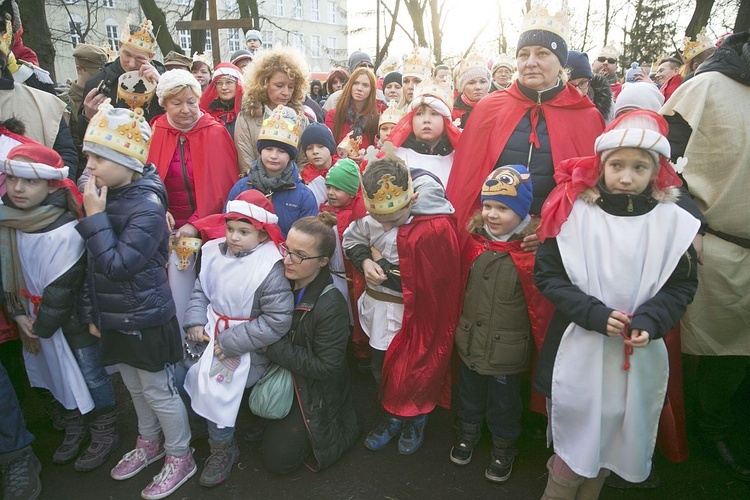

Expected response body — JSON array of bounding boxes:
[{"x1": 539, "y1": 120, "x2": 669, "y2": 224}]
[
  {"x1": 248, "y1": 159, "x2": 297, "y2": 194},
  {"x1": 0, "y1": 204, "x2": 65, "y2": 313}
]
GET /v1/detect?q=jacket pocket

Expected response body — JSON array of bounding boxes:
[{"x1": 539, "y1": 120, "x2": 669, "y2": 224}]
[
  {"x1": 488, "y1": 328, "x2": 531, "y2": 373},
  {"x1": 454, "y1": 316, "x2": 474, "y2": 358}
]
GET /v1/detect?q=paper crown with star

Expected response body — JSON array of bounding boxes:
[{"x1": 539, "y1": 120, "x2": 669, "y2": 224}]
[
  {"x1": 412, "y1": 76, "x2": 454, "y2": 112},
  {"x1": 119, "y1": 16, "x2": 157, "y2": 56},
  {"x1": 258, "y1": 105, "x2": 301, "y2": 148},
  {"x1": 402, "y1": 47, "x2": 433, "y2": 79},
  {"x1": 520, "y1": 0, "x2": 570, "y2": 42},
  {"x1": 379, "y1": 100, "x2": 406, "y2": 127},
  {"x1": 682, "y1": 28, "x2": 714, "y2": 62},
  {"x1": 360, "y1": 143, "x2": 413, "y2": 215},
  {"x1": 84, "y1": 102, "x2": 152, "y2": 166}
]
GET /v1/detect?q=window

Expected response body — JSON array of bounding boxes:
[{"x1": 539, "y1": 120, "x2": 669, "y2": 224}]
[
  {"x1": 101, "y1": 0, "x2": 114, "y2": 7},
  {"x1": 292, "y1": 32, "x2": 304, "y2": 51},
  {"x1": 69, "y1": 19, "x2": 82, "y2": 47},
  {"x1": 311, "y1": 0, "x2": 320, "y2": 21},
  {"x1": 105, "y1": 22, "x2": 119, "y2": 52},
  {"x1": 261, "y1": 29, "x2": 274, "y2": 49},
  {"x1": 327, "y1": 1, "x2": 336, "y2": 23},
  {"x1": 293, "y1": 0, "x2": 303, "y2": 19},
  {"x1": 310, "y1": 35, "x2": 321, "y2": 58},
  {"x1": 227, "y1": 28, "x2": 242, "y2": 53},
  {"x1": 205, "y1": 31, "x2": 212, "y2": 52},
  {"x1": 178, "y1": 29, "x2": 191, "y2": 53},
  {"x1": 327, "y1": 36, "x2": 337, "y2": 52},
  {"x1": 273, "y1": 0, "x2": 284, "y2": 16}
]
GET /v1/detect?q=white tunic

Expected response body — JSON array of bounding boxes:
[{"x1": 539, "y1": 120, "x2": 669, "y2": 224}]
[
  {"x1": 184, "y1": 238, "x2": 281, "y2": 428},
  {"x1": 551, "y1": 200, "x2": 698, "y2": 482},
  {"x1": 395, "y1": 147, "x2": 454, "y2": 189},
  {"x1": 17, "y1": 221, "x2": 94, "y2": 413}
]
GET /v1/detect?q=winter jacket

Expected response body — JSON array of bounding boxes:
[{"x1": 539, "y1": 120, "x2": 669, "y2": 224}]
[
  {"x1": 183, "y1": 257, "x2": 293, "y2": 387},
  {"x1": 533, "y1": 187, "x2": 698, "y2": 397},
  {"x1": 225, "y1": 162, "x2": 318, "y2": 237},
  {"x1": 77, "y1": 165, "x2": 175, "y2": 331},
  {"x1": 587, "y1": 74, "x2": 614, "y2": 123},
  {"x1": 265, "y1": 267, "x2": 360, "y2": 471},
  {"x1": 233, "y1": 108, "x2": 309, "y2": 172},
  {"x1": 162, "y1": 137, "x2": 196, "y2": 228},
  {"x1": 455, "y1": 226, "x2": 535, "y2": 376}
]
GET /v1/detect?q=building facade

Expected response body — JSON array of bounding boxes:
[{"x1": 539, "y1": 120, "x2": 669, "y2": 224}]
[{"x1": 46, "y1": 0, "x2": 348, "y2": 84}]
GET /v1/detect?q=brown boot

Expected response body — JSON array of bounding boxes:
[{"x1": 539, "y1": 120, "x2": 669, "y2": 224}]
[
  {"x1": 575, "y1": 469, "x2": 610, "y2": 500},
  {"x1": 74, "y1": 410, "x2": 120, "y2": 471},
  {"x1": 52, "y1": 410, "x2": 88, "y2": 464},
  {"x1": 541, "y1": 455, "x2": 584, "y2": 500}
]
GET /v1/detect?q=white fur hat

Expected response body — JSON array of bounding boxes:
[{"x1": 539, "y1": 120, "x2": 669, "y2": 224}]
[
  {"x1": 614, "y1": 82, "x2": 665, "y2": 117},
  {"x1": 156, "y1": 70, "x2": 202, "y2": 106}
]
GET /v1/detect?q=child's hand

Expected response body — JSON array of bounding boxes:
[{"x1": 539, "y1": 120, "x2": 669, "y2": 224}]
[
  {"x1": 186, "y1": 326, "x2": 206, "y2": 343},
  {"x1": 627, "y1": 329, "x2": 650, "y2": 348},
  {"x1": 362, "y1": 258, "x2": 387, "y2": 287},
  {"x1": 83, "y1": 175, "x2": 107, "y2": 215},
  {"x1": 166, "y1": 212, "x2": 176, "y2": 232},
  {"x1": 175, "y1": 223, "x2": 199, "y2": 239},
  {"x1": 15, "y1": 315, "x2": 38, "y2": 339},
  {"x1": 370, "y1": 246, "x2": 383, "y2": 261},
  {"x1": 606, "y1": 311, "x2": 630, "y2": 337},
  {"x1": 521, "y1": 233, "x2": 540, "y2": 254},
  {"x1": 88, "y1": 323, "x2": 101, "y2": 338}
]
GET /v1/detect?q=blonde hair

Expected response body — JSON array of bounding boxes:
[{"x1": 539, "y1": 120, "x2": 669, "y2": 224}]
[{"x1": 241, "y1": 47, "x2": 309, "y2": 118}]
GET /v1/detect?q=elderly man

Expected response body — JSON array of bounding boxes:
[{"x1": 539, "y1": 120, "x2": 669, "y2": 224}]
[
  {"x1": 662, "y1": 32, "x2": 750, "y2": 482},
  {"x1": 79, "y1": 18, "x2": 165, "y2": 138},
  {"x1": 592, "y1": 44, "x2": 622, "y2": 99}
]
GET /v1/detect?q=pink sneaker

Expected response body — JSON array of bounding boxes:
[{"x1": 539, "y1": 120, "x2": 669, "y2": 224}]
[
  {"x1": 111, "y1": 436, "x2": 165, "y2": 481},
  {"x1": 140, "y1": 451, "x2": 197, "y2": 500}
]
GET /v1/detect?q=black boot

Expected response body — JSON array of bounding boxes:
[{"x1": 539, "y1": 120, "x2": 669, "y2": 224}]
[
  {"x1": 704, "y1": 438, "x2": 750, "y2": 482},
  {"x1": 0, "y1": 446, "x2": 42, "y2": 500},
  {"x1": 485, "y1": 436, "x2": 517, "y2": 483},
  {"x1": 449, "y1": 420, "x2": 481, "y2": 465},
  {"x1": 52, "y1": 409, "x2": 88, "y2": 464},
  {"x1": 36, "y1": 389, "x2": 66, "y2": 432},
  {"x1": 74, "y1": 410, "x2": 120, "y2": 471}
]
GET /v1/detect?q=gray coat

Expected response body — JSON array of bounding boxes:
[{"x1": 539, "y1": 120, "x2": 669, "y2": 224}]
[{"x1": 183, "y1": 259, "x2": 293, "y2": 386}]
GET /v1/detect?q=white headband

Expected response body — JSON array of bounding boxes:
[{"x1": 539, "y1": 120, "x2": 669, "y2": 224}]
[
  {"x1": 595, "y1": 128, "x2": 670, "y2": 159},
  {"x1": 225, "y1": 200, "x2": 279, "y2": 224},
  {"x1": 409, "y1": 95, "x2": 451, "y2": 118},
  {"x1": 213, "y1": 66, "x2": 243, "y2": 81},
  {"x1": 1, "y1": 158, "x2": 69, "y2": 181}
]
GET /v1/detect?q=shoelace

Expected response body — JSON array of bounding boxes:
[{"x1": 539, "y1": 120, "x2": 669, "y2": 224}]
[
  {"x1": 151, "y1": 462, "x2": 176, "y2": 485},
  {"x1": 205, "y1": 450, "x2": 230, "y2": 473},
  {"x1": 120, "y1": 447, "x2": 146, "y2": 464},
  {"x1": 5, "y1": 458, "x2": 32, "y2": 494}
]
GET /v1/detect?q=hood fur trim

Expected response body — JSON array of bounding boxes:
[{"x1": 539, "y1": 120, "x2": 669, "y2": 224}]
[
  {"x1": 589, "y1": 73, "x2": 613, "y2": 121},
  {"x1": 579, "y1": 185, "x2": 680, "y2": 204}
]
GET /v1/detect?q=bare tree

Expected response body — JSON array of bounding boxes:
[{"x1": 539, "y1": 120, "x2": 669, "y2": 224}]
[
  {"x1": 582, "y1": 0, "x2": 592, "y2": 50},
  {"x1": 403, "y1": 0, "x2": 429, "y2": 47},
  {"x1": 57, "y1": 0, "x2": 101, "y2": 46},
  {"x1": 685, "y1": 0, "x2": 716, "y2": 38},
  {"x1": 497, "y1": 1, "x2": 507, "y2": 54},
  {"x1": 375, "y1": 0, "x2": 401, "y2": 67},
  {"x1": 736, "y1": 0, "x2": 750, "y2": 31},
  {"x1": 138, "y1": 0, "x2": 182, "y2": 55}
]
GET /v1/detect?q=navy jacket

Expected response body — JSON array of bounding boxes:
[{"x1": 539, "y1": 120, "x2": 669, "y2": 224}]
[{"x1": 77, "y1": 165, "x2": 175, "y2": 331}]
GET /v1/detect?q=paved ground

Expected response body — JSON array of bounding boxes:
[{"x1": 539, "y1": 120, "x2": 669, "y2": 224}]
[{"x1": 19, "y1": 356, "x2": 750, "y2": 500}]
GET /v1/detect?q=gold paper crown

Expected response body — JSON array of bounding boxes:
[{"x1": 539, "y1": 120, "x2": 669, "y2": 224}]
[
  {"x1": 650, "y1": 53, "x2": 667, "y2": 74},
  {"x1": 119, "y1": 17, "x2": 157, "y2": 56},
  {"x1": 457, "y1": 52, "x2": 489, "y2": 81},
  {"x1": 85, "y1": 102, "x2": 151, "y2": 164},
  {"x1": 116, "y1": 71, "x2": 157, "y2": 110},
  {"x1": 520, "y1": 1, "x2": 570, "y2": 42},
  {"x1": 192, "y1": 51, "x2": 213, "y2": 67},
  {"x1": 402, "y1": 47, "x2": 433, "y2": 78},
  {"x1": 336, "y1": 131, "x2": 363, "y2": 159},
  {"x1": 598, "y1": 44, "x2": 620, "y2": 60},
  {"x1": 379, "y1": 100, "x2": 406, "y2": 127},
  {"x1": 492, "y1": 53, "x2": 516, "y2": 71},
  {"x1": 412, "y1": 77, "x2": 453, "y2": 111},
  {"x1": 377, "y1": 55, "x2": 401, "y2": 77},
  {"x1": 1, "y1": 17, "x2": 12, "y2": 56},
  {"x1": 361, "y1": 143, "x2": 413, "y2": 215},
  {"x1": 101, "y1": 43, "x2": 117, "y2": 63},
  {"x1": 683, "y1": 28, "x2": 714, "y2": 62},
  {"x1": 258, "y1": 105, "x2": 301, "y2": 148}
]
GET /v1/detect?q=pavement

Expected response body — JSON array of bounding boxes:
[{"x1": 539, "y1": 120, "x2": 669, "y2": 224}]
[{"x1": 18, "y1": 357, "x2": 750, "y2": 500}]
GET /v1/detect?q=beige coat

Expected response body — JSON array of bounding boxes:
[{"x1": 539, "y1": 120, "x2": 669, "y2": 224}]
[{"x1": 233, "y1": 106, "x2": 309, "y2": 174}]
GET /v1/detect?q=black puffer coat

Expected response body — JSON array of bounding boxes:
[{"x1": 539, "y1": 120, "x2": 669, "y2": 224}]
[
  {"x1": 77, "y1": 165, "x2": 175, "y2": 331},
  {"x1": 264, "y1": 267, "x2": 359, "y2": 471}
]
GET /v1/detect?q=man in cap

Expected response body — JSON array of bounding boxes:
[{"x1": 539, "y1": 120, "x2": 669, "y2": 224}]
[
  {"x1": 163, "y1": 50, "x2": 192, "y2": 71},
  {"x1": 592, "y1": 44, "x2": 622, "y2": 99}
]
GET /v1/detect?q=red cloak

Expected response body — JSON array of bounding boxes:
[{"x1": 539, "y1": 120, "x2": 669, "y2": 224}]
[
  {"x1": 446, "y1": 82, "x2": 605, "y2": 227},
  {"x1": 148, "y1": 113, "x2": 239, "y2": 223},
  {"x1": 380, "y1": 215, "x2": 462, "y2": 417},
  {"x1": 660, "y1": 74, "x2": 684, "y2": 102}
]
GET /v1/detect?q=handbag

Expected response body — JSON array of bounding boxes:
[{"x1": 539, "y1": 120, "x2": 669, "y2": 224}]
[{"x1": 248, "y1": 363, "x2": 294, "y2": 419}]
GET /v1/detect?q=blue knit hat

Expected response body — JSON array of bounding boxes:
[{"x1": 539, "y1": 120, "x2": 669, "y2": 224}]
[
  {"x1": 299, "y1": 122, "x2": 336, "y2": 156},
  {"x1": 566, "y1": 51, "x2": 593, "y2": 80},
  {"x1": 481, "y1": 165, "x2": 533, "y2": 219}
]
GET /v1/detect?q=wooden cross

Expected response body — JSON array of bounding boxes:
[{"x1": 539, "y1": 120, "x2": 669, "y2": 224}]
[{"x1": 175, "y1": 0, "x2": 254, "y2": 65}]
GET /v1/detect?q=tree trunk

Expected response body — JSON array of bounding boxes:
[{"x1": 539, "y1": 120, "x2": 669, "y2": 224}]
[
  {"x1": 190, "y1": 0, "x2": 207, "y2": 55},
  {"x1": 237, "y1": 0, "x2": 260, "y2": 30},
  {"x1": 403, "y1": 0, "x2": 429, "y2": 47},
  {"x1": 18, "y1": 0, "x2": 56, "y2": 80},
  {"x1": 429, "y1": 0, "x2": 442, "y2": 64},
  {"x1": 735, "y1": 0, "x2": 750, "y2": 33},
  {"x1": 376, "y1": 0, "x2": 401, "y2": 67},
  {"x1": 604, "y1": 0, "x2": 611, "y2": 45},
  {"x1": 582, "y1": 0, "x2": 591, "y2": 51},
  {"x1": 685, "y1": 0, "x2": 715, "y2": 39},
  {"x1": 138, "y1": 0, "x2": 181, "y2": 56},
  {"x1": 498, "y1": 1, "x2": 506, "y2": 54}
]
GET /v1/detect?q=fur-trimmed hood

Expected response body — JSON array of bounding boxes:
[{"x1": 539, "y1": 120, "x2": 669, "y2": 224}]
[
  {"x1": 588, "y1": 73, "x2": 614, "y2": 122},
  {"x1": 579, "y1": 185, "x2": 680, "y2": 205}
]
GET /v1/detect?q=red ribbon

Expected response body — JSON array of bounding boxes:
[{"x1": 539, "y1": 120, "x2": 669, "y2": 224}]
[{"x1": 19, "y1": 289, "x2": 42, "y2": 316}]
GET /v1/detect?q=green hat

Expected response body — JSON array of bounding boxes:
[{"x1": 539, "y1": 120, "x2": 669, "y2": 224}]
[
  {"x1": 325, "y1": 159, "x2": 360, "y2": 196},
  {"x1": 72, "y1": 43, "x2": 107, "y2": 74}
]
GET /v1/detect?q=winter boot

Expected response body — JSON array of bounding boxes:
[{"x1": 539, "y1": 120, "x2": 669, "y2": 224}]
[
  {"x1": 450, "y1": 420, "x2": 482, "y2": 465},
  {"x1": 140, "y1": 450, "x2": 197, "y2": 500},
  {"x1": 39, "y1": 391, "x2": 66, "y2": 432},
  {"x1": 199, "y1": 439, "x2": 240, "y2": 487},
  {"x1": 111, "y1": 436, "x2": 165, "y2": 481},
  {"x1": 364, "y1": 415, "x2": 403, "y2": 451},
  {"x1": 0, "y1": 446, "x2": 42, "y2": 500},
  {"x1": 52, "y1": 409, "x2": 89, "y2": 464},
  {"x1": 74, "y1": 410, "x2": 120, "y2": 471},
  {"x1": 575, "y1": 468, "x2": 610, "y2": 500},
  {"x1": 398, "y1": 414, "x2": 428, "y2": 455},
  {"x1": 541, "y1": 455, "x2": 585, "y2": 500},
  {"x1": 485, "y1": 436, "x2": 517, "y2": 483}
]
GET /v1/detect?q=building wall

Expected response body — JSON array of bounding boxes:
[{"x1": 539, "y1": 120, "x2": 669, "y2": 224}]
[{"x1": 46, "y1": 0, "x2": 348, "y2": 84}]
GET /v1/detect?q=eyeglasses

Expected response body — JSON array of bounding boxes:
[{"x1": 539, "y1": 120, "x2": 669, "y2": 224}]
[
  {"x1": 216, "y1": 79, "x2": 237, "y2": 88},
  {"x1": 279, "y1": 243, "x2": 325, "y2": 264},
  {"x1": 597, "y1": 57, "x2": 617, "y2": 64}
]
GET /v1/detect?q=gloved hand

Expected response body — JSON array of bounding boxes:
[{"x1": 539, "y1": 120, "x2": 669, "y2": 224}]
[{"x1": 209, "y1": 355, "x2": 241, "y2": 383}]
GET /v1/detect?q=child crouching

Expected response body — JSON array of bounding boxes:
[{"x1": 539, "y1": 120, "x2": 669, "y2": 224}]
[{"x1": 183, "y1": 190, "x2": 293, "y2": 488}]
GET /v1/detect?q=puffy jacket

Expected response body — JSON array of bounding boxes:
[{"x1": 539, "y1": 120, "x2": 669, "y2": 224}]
[
  {"x1": 265, "y1": 267, "x2": 360, "y2": 471},
  {"x1": 77, "y1": 165, "x2": 175, "y2": 330}
]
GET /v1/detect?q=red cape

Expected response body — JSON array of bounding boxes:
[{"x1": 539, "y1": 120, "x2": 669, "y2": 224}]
[
  {"x1": 147, "y1": 113, "x2": 239, "y2": 222},
  {"x1": 660, "y1": 74, "x2": 683, "y2": 102},
  {"x1": 380, "y1": 215, "x2": 462, "y2": 417},
  {"x1": 446, "y1": 82, "x2": 605, "y2": 227}
]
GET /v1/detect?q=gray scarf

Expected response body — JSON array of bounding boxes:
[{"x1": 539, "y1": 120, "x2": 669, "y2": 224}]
[{"x1": 248, "y1": 159, "x2": 296, "y2": 194}]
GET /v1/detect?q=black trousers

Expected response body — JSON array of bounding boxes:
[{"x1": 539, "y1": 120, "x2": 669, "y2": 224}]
[{"x1": 262, "y1": 397, "x2": 312, "y2": 474}]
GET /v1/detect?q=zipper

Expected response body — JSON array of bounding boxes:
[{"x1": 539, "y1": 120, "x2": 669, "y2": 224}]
[
  {"x1": 179, "y1": 136, "x2": 196, "y2": 213},
  {"x1": 627, "y1": 196, "x2": 634, "y2": 213},
  {"x1": 685, "y1": 250, "x2": 693, "y2": 277}
]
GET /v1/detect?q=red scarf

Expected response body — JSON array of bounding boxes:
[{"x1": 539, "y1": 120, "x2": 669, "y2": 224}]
[
  {"x1": 199, "y1": 63, "x2": 244, "y2": 126},
  {"x1": 660, "y1": 74, "x2": 683, "y2": 102},
  {"x1": 387, "y1": 108, "x2": 462, "y2": 151}
]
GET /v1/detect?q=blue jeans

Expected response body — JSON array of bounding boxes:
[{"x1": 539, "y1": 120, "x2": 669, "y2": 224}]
[
  {"x1": 207, "y1": 421, "x2": 235, "y2": 443},
  {"x1": 0, "y1": 362, "x2": 34, "y2": 455},
  {"x1": 457, "y1": 360, "x2": 522, "y2": 442},
  {"x1": 72, "y1": 341, "x2": 116, "y2": 411}
]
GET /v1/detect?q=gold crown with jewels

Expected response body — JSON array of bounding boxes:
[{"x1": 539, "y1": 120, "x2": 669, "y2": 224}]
[
  {"x1": 119, "y1": 17, "x2": 157, "y2": 56},
  {"x1": 259, "y1": 105, "x2": 301, "y2": 148},
  {"x1": 412, "y1": 77, "x2": 453, "y2": 110},
  {"x1": 402, "y1": 47, "x2": 433, "y2": 78},
  {"x1": 85, "y1": 102, "x2": 152, "y2": 164},
  {"x1": 520, "y1": 1, "x2": 570, "y2": 41},
  {"x1": 361, "y1": 143, "x2": 413, "y2": 215},
  {"x1": 379, "y1": 100, "x2": 406, "y2": 127},
  {"x1": 682, "y1": 28, "x2": 714, "y2": 62}
]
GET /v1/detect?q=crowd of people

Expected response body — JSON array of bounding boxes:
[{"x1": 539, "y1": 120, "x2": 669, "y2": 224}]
[{"x1": 0, "y1": 0, "x2": 748, "y2": 499}]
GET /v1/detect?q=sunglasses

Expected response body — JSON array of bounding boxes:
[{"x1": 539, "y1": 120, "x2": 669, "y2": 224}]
[{"x1": 597, "y1": 57, "x2": 617, "y2": 64}]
